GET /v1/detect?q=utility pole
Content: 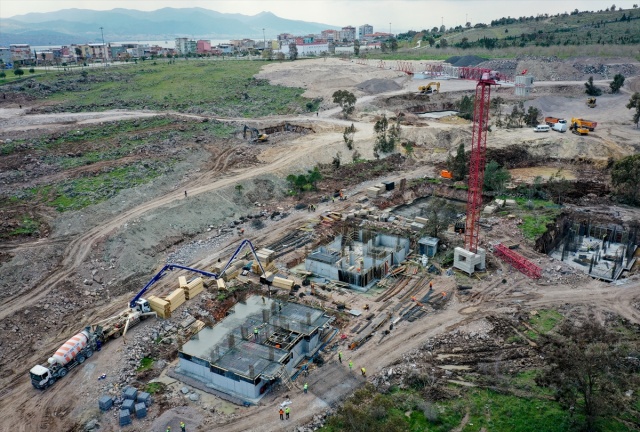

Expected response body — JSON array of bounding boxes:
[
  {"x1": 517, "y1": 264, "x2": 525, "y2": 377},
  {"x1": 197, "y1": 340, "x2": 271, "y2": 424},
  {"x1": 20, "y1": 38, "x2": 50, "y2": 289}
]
[
  {"x1": 389, "y1": 22, "x2": 391, "y2": 36},
  {"x1": 99, "y1": 26, "x2": 107, "y2": 67},
  {"x1": 262, "y1": 28, "x2": 266, "y2": 58}
]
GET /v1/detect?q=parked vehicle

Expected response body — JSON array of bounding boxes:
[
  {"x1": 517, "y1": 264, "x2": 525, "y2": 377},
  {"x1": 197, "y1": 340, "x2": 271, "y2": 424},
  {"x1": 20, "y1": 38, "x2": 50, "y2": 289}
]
[
  {"x1": 544, "y1": 116, "x2": 567, "y2": 126},
  {"x1": 570, "y1": 118, "x2": 597, "y2": 131},
  {"x1": 552, "y1": 122, "x2": 567, "y2": 133},
  {"x1": 533, "y1": 125, "x2": 550, "y2": 132}
]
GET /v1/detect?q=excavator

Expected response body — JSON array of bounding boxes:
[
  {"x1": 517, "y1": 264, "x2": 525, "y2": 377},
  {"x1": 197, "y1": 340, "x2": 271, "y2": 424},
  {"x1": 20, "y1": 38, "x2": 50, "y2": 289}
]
[
  {"x1": 243, "y1": 125, "x2": 268, "y2": 142},
  {"x1": 587, "y1": 97, "x2": 597, "y2": 108},
  {"x1": 418, "y1": 81, "x2": 440, "y2": 94}
]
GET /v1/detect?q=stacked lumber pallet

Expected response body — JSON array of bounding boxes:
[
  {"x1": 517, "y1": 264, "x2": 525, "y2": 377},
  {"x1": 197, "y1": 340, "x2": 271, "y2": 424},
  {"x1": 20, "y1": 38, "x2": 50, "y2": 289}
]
[
  {"x1": 272, "y1": 276, "x2": 294, "y2": 290},
  {"x1": 256, "y1": 248, "x2": 275, "y2": 264},
  {"x1": 216, "y1": 278, "x2": 227, "y2": 291},
  {"x1": 165, "y1": 288, "x2": 186, "y2": 312},
  {"x1": 147, "y1": 296, "x2": 171, "y2": 319},
  {"x1": 183, "y1": 277, "x2": 204, "y2": 300},
  {"x1": 178, "y1": 276, "x2": 188, "y2": 288}
]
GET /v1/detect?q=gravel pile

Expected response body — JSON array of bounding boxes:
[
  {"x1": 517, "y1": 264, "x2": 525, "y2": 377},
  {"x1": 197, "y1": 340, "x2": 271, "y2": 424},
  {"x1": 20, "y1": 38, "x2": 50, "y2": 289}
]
[
  {"x1": 356, "y1": 78, "x2": 402, "y2": 94},
  {"x1": 445, "y1": 55, "x2": 488, "y2": 67}
]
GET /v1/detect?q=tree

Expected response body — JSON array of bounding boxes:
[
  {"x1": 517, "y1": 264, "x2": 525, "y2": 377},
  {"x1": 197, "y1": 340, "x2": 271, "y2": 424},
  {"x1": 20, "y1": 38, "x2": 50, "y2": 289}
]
[
  {"x1": 611, "y1": 154, "x2": 640, "y2": 204},
  {"x1": 538, "y1": 320, "x2": 633, "y2": 432},
  {"x1": 609, "y1": 73, "x2": 625, "y2": 93},
  {"x1": 332, "y1": 90, "x2": 357, "y2": 119},
  {"x1": 380, "y1": 42, "x2": 388, "y2": 53},
  {"x1": 288, "y1": 43, "x2": 298, "y2": 60},
  {"x1": 390, "y1": 38, "x2": 398, "y2": 52},
  {"x1": 28, "y1": 68, "x2": 35, "y2": 73},
  {"x1": 626, "y1": 92, "x2": 640, "y2": 128},
  {"x1": 424, "y1": 197, "x2": 457, "y2": 239},
  {"x1": 547, "y1": 170, "x2": 571, "y2": 204},
  {"x1": 0, "y1": 71, "x2": 5, "y2": 79},
  {"x1": 439, "y1": 38, "x2": 449, "y2": 48},
  {"x1": 447, "y1": 143, "x2": 468, "y2": 181},
  {"x1": 343, "y1": 123, "x2": 356, "y2": 150},
  {"x1": 14, "y1": 68, "x2": 24, "y2": 76},
  {"x1": 235, "y1": 184, "x2": 243, "y2": 195},
  {"x1": 585, "y1": 76, "x2": 602, "y2": 96},
  {"x1": 373, "y1": 115, "x2": 400, "y2": 154},
  {"x1": 456, "y1": 95, "x2": 474, "y2": 120},
  {"x1": 483, "y1": 160, "x2": 511, "y2": 194},
  {"x1": 524, "y1": 106, "x2": 540, "y2": 126},
  {"x1": 427, "y1": 36, "x2": 435, "y2": 47},
  {"x1": 353, "y1": 39, "x2": 360, "y2": 56}
]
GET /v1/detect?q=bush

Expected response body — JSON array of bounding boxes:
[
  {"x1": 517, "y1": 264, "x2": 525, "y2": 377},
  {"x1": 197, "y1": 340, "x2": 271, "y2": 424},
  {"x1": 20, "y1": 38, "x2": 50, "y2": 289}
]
[
  {"x1": 29, "y1": 68, "x2": 35, "y2": 73},
  {"x1": 14, "y1": 68, "x2": 24, "y2": 76},
  {"x1": 0, "y1": 71, "x2": 5, "y2": 78}
]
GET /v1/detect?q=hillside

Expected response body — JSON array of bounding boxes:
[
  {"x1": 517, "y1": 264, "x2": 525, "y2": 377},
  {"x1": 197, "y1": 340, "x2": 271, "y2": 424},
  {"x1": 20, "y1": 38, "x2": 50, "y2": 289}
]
[
  {"x1": 397, "y1": 7, "x2": 640, "y2": 57},
  {"x1": 0, "y1": 8, "x2": 338, "y2": 45}
]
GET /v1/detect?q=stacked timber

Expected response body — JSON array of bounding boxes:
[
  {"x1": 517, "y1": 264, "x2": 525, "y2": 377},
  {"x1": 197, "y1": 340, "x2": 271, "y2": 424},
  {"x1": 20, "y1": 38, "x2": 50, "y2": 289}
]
[
  {"x1": 178, "y1": 276, "x2": 188, "y2": 288},
  {"x1": 256, "y1": 248, "x2": 275, "y2": 264},
  {"x1": 272, "y1": 276, "x2": 294, "y2": 290},
  {"x1": 216, "y1": 278, "x2": 227, "y2": 291},
  {"x1": 366, "y1": 187, "x2": 381, "y2": 198},
  {"x1": 147, "y1": 296, "x2": 171, "y2": 319},
  {"x1": 183, "y1": 277, "x2": 204, "y2": 300},
  {"x1": 165, "y1": 288, "x2": 186, "y2": 312},
  {"x1": 222, "y1": 260, "x2": 246, "y2": 281}
]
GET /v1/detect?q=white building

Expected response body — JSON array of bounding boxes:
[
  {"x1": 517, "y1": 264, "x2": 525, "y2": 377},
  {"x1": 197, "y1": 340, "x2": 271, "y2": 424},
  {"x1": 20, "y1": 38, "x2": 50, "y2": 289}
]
[{"x1": 278, "y1": 42, "x2": 329, "y2": 57}]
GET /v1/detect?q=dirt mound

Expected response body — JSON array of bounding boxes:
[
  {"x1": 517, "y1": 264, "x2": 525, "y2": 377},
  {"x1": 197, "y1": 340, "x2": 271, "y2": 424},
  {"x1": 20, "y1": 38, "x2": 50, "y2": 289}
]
[
  {"x1": 445, "y1": 55, "x2": 487, "y2": 67},
  {"x1": 356, "y1": 78, "x2": 402, "y2": 94}
]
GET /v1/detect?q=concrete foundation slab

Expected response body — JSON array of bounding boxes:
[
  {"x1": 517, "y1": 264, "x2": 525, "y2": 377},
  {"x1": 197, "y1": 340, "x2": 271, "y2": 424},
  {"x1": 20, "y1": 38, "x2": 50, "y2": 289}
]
[{"x1": 453, "y1": 247, "x2": 486, "y2": 275}]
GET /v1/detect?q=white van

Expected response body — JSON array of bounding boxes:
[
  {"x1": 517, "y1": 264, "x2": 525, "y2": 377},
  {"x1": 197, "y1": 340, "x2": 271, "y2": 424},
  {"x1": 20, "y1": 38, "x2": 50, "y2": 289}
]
[
  {"x1": 552, "y1": 122, "x2": 567, "y2": 133},
  {"x1": 533, "y1": 125, "x2": 550, "y2": 132}
]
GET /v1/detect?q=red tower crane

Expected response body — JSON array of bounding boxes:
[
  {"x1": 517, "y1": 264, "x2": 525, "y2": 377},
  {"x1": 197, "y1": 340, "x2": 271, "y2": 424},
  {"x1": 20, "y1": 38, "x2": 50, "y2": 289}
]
[{"x1": 464, "y1": 73, "x2": 498, "y2": 253}]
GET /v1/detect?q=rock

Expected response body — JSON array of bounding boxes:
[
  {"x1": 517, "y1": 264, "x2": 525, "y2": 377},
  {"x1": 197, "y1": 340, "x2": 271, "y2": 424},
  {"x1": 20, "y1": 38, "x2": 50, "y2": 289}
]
[
  {"x1": 189, "y1": 392, "x2": 199, "y2": 401},
  {"x1": 84, "y1": 419, "x2": 98, "y2": 431},
  {"x1": 181, "y1": 386, "x2": 189, "y2": 394},
  {"x1": 83, "y1": 279, "x2": 93, "y2": 286}
]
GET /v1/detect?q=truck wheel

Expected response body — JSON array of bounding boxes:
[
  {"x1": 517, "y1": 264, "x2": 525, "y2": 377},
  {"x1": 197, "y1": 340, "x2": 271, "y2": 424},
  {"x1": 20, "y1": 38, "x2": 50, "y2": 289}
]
[
  {"x1": 58, "y1": 367, "x2": 68, "y2": 377},
  {"x1": 47, "y1": 378, "x2": 56, "y2": 387},
  {"x1": 113, "y1": 331, "x2": 121, "y2": 339},
  {"x1": 85, "y1": 348, "x2": 93, "y2": 358}
]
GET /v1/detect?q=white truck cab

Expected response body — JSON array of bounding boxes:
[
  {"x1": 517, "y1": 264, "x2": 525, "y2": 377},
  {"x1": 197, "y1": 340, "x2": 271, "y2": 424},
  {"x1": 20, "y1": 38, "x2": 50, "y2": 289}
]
[
  {"x1": 29, "y1": 365, "x2": 52, "y2": 388},
  {"x1": 133, "y1": 298, "x2": 151, "y2": 313}
]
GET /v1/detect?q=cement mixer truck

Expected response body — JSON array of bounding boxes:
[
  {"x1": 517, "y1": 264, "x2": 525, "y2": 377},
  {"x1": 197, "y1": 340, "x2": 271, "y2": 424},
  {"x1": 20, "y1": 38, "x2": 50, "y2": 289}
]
[{"x1": 29, "y1": 326, "x2": 103, "y2": 389}]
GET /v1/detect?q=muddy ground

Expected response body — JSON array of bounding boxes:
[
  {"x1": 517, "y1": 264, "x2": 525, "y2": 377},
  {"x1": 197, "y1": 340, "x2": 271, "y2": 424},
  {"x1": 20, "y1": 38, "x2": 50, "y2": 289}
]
[{"x1": 0, "y1": 56, "x2": 639, "y2": 432}]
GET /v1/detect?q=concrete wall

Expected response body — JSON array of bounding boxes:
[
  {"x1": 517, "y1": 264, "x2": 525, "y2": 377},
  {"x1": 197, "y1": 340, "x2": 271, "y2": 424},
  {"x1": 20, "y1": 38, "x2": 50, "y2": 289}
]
[
  {"x1": 305, "y1": 259, "x2": 340, "y2": 280},
  {"x1": 178, "y1": 357, "x2": 265, "y2": 399}
]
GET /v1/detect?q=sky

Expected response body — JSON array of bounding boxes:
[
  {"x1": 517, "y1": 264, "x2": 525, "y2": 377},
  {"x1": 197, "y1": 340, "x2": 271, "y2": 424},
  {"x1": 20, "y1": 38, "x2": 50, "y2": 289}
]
[{"x1": 1, "y1": 1, "x2": 637, "y2": 32}]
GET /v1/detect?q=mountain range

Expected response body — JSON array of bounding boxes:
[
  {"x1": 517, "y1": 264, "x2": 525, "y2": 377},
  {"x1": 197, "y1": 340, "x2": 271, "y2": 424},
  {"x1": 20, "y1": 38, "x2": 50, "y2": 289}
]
[{"x1": 0, "y1": 8, "x2": 340, "y2": 46}]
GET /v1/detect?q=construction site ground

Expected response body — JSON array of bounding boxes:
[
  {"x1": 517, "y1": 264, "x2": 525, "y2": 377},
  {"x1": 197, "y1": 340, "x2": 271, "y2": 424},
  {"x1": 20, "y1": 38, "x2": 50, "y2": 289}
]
[{"x1": 0, "y1": 57, "x2": 639, "y2": 432}]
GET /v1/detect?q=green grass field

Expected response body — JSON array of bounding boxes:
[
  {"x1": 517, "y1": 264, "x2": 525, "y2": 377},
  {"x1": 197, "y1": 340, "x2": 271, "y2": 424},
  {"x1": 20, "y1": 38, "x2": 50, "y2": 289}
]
[{"x1": 13, "y1": 60, "x2": 310, "y2": 116}]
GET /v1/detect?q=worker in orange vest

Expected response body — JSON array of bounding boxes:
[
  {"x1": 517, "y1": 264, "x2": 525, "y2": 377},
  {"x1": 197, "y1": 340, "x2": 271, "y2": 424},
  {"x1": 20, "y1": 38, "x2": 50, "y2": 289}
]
[{"x1": 279, "y1": 408, "x2": 284, "y2": 420}]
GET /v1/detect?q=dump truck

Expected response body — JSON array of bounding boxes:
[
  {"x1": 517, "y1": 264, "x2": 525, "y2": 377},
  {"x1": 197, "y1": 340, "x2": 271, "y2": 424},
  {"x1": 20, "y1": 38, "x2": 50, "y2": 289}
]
[
  {"x1": 418, "y1": 82, "x2": 440, "y2": 94},
  {"x1": 29, "y1": 326, "x2": 103, "y2": 389},
  {"x1": 544, "y1": 117, "x2": 567, "y2": 126},
  {"x1": 570, "y1": 118, "x2": 597, "y2": 131}
]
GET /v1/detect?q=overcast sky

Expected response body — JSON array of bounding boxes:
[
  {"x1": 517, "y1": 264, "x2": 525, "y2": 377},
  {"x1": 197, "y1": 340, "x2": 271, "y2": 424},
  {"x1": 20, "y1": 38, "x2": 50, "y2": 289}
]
[{"x1": 2, "y1": 1, "x2": 636, "y2": 32}]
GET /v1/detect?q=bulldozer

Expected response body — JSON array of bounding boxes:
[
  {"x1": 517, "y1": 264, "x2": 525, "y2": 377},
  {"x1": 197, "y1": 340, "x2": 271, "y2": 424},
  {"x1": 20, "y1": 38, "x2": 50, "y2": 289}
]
[
  {"x1": 587, "y1": 97, "x2": 597, "y2": 108},
  {"x1": 418, "y1": 81, "x2": 440, "y2": 94},
  {"x1": 243, "y1": 125, "x2": 268, "y2": 142}
]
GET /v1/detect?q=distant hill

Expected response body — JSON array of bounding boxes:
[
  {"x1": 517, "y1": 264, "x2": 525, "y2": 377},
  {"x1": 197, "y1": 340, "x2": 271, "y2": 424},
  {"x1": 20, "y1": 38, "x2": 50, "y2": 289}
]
[{"x1": 0, "y1": 8, "x2": 339, "y2": 46}]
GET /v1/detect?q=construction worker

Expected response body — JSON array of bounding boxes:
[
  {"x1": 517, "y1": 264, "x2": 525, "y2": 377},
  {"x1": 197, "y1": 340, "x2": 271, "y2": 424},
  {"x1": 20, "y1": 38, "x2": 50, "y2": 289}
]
[
  {"x1": 180, "y1": 421, "x2": 186, "y2": 432},
  {"x1": 338, "y1": 351, "x2": 342, "y2": 363},
  {"x1": 166, "y1": 427, "x2": 171, "y2": 432},
  {"x1": 285, "y1": 406, "x2": 290, "y2": 419},
  {"x1": 254, "y1": 327, "x2": 259, "y2": 342},
  {"x1": 184, "y1": 190, "x2": 187, "y2": 198},
  {"x1": 279, "y1": 408, "x2": 284, "y2": 420},
  {"x1": 429, "y1": 281, "x2": 433, "y2": 290},
  {"x1": 303, "y1": 382, "x2": 308, "y2": 393},
  {"x1": 348, "y1": 360, "x2": 353, "y2": 370},
  {"x1": 361, "y1": 367, "x2": 366, "y2": 377}
]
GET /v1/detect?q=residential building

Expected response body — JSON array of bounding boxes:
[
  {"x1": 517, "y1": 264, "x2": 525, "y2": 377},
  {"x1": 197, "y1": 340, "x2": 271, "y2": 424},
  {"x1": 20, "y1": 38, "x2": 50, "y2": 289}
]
[
  {"x1": 358, "y1": 24, "x2": 373, "y2": 40},
  {"x1": 0, "y1": 47, "x2": 12, "y2": 66},
  {"x1": 321, "y1": 29, "x2": 338, "y2": 42},
  {"x1": 340, "y1": 26, "x2": 356, "y2": 42},
  {"x1": 175, "y1": 37, "x2": 189, "y2": 55},
  {"x1": 10, "y1": 44, "x2": 31, "y2": 64},
  {"x1": 196, "y1": 40, "x2": 211, "y2": 54}
]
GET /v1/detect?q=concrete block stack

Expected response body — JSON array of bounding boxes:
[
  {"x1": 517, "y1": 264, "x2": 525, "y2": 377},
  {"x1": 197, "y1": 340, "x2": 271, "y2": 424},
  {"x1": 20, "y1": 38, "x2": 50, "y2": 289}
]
[
  {"x1": 122, "y1": 399, "x2": 135, "y2": 414},
  {"x1": 134, "y1": 402, "x2": 147, "y2": 419},
  {"x1": 98, "y1": 396, "x2": 113, "y2": 411},
  {"x1": 123, "y1": 386, "x2": 138, "y2": 400},
  {"x1": 136, "y1": 391, "x2": 152, "y2": 407},
  {"x1": 119, "y1": 409, "x2": 132, "y2": 426}
]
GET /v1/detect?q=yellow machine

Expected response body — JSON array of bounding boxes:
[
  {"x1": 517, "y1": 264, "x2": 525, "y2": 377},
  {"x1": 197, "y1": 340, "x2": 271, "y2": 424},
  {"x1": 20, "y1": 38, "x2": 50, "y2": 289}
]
[
  {"x1": 418, "y1": 81, "x2": 440, "y2": 94},
  {"x1": 243, "y1": 125, "x2": 268, "y2": 142},
  {"x1": 587, "y1": 97, "x2": 597, "y2": 108}
]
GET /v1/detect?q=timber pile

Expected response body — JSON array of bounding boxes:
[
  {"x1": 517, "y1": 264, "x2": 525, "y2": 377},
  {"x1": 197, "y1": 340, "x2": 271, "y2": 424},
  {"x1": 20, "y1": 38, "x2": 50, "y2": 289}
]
[
  {"x1": 178, "y1": 276, "x2": 188, "y2": 288},
  {"x1": 272, "y1": 276, "x2": 295, "y2": 290},
  {"x1": 183, "y1": 277, "x2": 204, "y2": 300},
  {"x1": 217, "y1": 278, "x2": 227, "y2": 291},
  {"x1": 165, "y1": 288, "x2": 186, "y2": 312},
  {"x1": 147, "y1": 296, "x2": 171, "y2": 319}
]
